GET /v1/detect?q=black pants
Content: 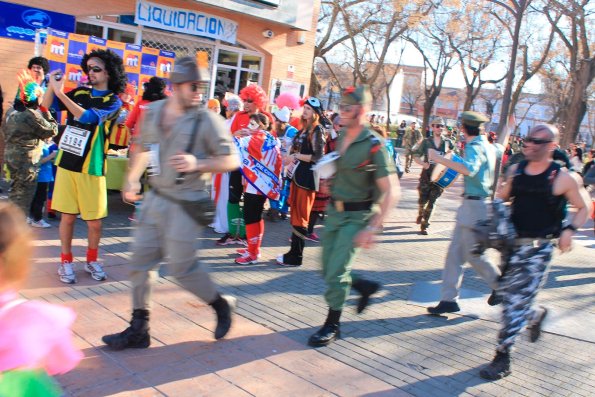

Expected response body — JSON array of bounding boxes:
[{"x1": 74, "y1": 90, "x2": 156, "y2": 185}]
[
  {"x1": 228, "y1": 169, "x2": 244, "y2": 204},
  {"x1": 30, "y1": 182, "x2": 49, "y2": 221},
  {"x1": 243, "y1": 193, "x2": 267, "y2": 224}
]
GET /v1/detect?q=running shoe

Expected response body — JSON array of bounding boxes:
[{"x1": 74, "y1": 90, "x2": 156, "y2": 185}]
[
  {"x1": 85, "y1": 261, "x2": 107, "y2": 281},
  {"x1": 235, "y1": 254, "x2": 258, "y2": 265},
  {"x1": 58, "y1": 262, "x2": 76, "y2": 284},
  {"x1": 31, "y1": 219, "x2": 52, "y2": 228},
  {"x1": 305, "y1": 232, "x2": 320, "y2": 243},
  {"x1": 216, "y1": 233, "x2": 236, "y2": 246}
]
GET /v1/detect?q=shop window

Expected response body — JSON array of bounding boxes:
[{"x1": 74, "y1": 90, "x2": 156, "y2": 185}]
[
  {"x1": 241, "y1": 54, "x2": 261, "y2": 70},
  {"x1": 239, "y1": 71, "x2": 260, "y2": 90},
  {"x1": 218, "y1": 50, "x2": 239, "y2": 67},
  {"x1": 108, "y1": 28, "x2": 136, "y2": 44},
  {"x1": 76, "y1": 22, "x2": 103, "y2": 37},
  {"x1": 215, "y1": 68, "x2": 237, "y2": 97}
]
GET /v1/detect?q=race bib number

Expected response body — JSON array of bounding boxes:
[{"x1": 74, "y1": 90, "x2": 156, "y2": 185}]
[
  {"x1": 59, "y1": 126, "x2": 91, "y2": 157},
  {"x1": 146, "y1": 143, "x2": 161, "y2": 176}
]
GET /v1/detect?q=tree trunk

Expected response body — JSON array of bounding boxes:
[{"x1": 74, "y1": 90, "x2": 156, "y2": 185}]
[
  {"x1": 559, "y1": 58, "x2": 595, "y2": 148},
  {"x1": 309, "y1": 68, "x2": 321, "y2": 97}
]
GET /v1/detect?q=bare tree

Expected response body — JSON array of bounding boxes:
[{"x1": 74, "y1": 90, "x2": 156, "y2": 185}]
[
  {"x1": 448, "y1": 0, "x2": 507, "y2": 110},
  {"x1": 401, "y1": 76, "x2": 424, "y2": 116},
  {"x1": 542, "y1": 0, "x2": 595, "y2": 147},
  {"x1": 312, "y1": 0, "x2": 390, "y2": 95},
  {"x1": 405, "y1": 3, "x2": 460, "y2": 133},
  {"x1": 487, "y1": 0, "x2": 533, "y2": 134}
]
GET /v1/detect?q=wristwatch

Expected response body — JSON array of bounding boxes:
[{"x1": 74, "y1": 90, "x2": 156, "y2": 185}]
[{"x1": 562, "y1": 223, "x2": 577, "y2": 232}]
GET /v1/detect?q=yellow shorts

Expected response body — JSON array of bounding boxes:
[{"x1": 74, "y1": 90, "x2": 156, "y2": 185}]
[{"x1": 52, "y1": 168, "x2": 108, "y2": 220}]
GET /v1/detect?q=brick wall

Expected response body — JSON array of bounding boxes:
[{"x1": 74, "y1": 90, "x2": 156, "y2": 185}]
[{"x1": 2, "y1": 0, "x2": 319, "y2": 102}]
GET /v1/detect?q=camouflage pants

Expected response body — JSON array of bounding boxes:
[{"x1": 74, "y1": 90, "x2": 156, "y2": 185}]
[
  {"x1": 417, "y1": 175, "x2": 443, "y2": 228},
  {"x1": 405, "y1": 150, "x2": 414, "y2": 170},
  {"x1": 6, "y1": 157, "x2": 38, "y2": 216},
  {"x1": 497, "y1": 241, "x2": 553, "y2": 353}
]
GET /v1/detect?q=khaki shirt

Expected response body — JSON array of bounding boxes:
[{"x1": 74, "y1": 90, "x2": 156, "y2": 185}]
[
  {"x1": 331, "y1": 127, "x2": 395, "y2": 203},
  {"x1": 4, "y1": 107, "x2": 57, "y2": 163},
  {"x1": 140, "y1": 99, "x2": 237, "y2": 200}
]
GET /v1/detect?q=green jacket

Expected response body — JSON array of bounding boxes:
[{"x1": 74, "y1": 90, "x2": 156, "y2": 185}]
[{"x1": 4, "y1": 107, "x2": 57, "y2": 163}]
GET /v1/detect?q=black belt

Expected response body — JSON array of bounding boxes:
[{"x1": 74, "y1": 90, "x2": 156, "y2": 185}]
[
  {"x1": 331, "y1": 199, "x2": 373, "y2": 212},
  {"x1": 463, "y1": 195, "x2": 487, "y2": 200}
]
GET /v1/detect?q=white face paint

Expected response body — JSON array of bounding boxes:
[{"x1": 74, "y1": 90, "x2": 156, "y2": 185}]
[{"x1": 248, "y1": 119, "x2": 260, "y2": 131}]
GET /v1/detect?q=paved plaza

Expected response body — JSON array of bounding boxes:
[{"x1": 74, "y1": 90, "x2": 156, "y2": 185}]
[{"x1": 5, "y1": 163, "x2": 595, "y2": 397}]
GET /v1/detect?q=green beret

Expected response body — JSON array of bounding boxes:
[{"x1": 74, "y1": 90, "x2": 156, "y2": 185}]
[
  {"x1": 460, "y1": 111, "x2": 489, "y2": 127},
  {"x1": 341, "y1": 85, "x2": 372, "y2": 106}
]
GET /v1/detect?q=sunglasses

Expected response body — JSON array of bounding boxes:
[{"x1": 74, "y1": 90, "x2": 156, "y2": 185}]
[
  {"x1": 87, "y1": 66, "x2": 104, "y2": 73},
  {"x1": 433, "y1": 124, "x2": 444, "y2": 128},
  {"x1": 245, "y1": 99, "x2": 254, "y2": 103},
  {"x1": 523, "y1": 137, "x2": 553, "y2": 145},
  {"x1": 189, "y1": 82, "x2": 206, "y2": 92},
  {"x1": 306, "y1": 97, "x2": 321, "y2": 108}
]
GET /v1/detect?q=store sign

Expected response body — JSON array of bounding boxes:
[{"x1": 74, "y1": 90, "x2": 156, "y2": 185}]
[
  {"x1": 0, "y1": 1, "x2": 75, "y2": 42},
  {"x1": 135, "y1": 0, "x2": 237, "y2": 44}
]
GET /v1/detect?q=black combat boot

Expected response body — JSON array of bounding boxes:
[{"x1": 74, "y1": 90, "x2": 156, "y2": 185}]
[
  {"x1": 487, "y1": 290, "x2": 502, "y2": 306},
  {"x1": 102, "y1": 309, "x2": 151, "y2": 350},
  {"x1": 277, "y1": 228, "x2": 306, "y2": 266},
  {"x1": 308, "y1": 308, "x2": 342, "y2": 347},
  {"x1": 351, "y1": 278, "x2": 381, "y2": 314},
  {"x1": 210, "y1": 294, "x2": 237, "y2": 340},
  {"x1": 479, "y1": 351, "x2": 511, "y2": 380}
]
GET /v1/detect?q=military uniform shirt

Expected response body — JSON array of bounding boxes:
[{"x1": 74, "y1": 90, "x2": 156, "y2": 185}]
[
  {"x1": 331, "y1": 128, "x2": 395, "y2": 203},
  {"x1": 140, "y1": 99, "x2": 237, "y2": 201},
  {"x1": 462, "y1": 135, "x2": 503, "y2": 197},
  {"x1": 414, "y1": 136, "x2": 454, "y2": 176},
  {"x1": 54, "y1": 87, "x2": 122, "y2": 176}
]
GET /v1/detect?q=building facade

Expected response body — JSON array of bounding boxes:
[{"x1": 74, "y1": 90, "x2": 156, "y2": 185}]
[{"x1": 0, "y1": 0, "x2": 319, "y2": 106}]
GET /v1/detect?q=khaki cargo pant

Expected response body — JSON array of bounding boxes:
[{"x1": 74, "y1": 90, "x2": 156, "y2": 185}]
[
  {"x1": 440, "y1": 198, "x2": 502, "y2": 302},
  {"x1": 130, "y1": 191, "x2": 218, "y2": 310}
]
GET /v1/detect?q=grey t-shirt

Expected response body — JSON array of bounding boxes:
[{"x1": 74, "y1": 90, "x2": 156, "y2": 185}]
[{"x1": 140, "y1": 98, "x2": 236, "y2": 200}]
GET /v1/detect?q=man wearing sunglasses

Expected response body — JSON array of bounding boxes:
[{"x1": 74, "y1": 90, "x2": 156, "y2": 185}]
[
  {"x1": 426, "y1": 111, "x2": 509, "y2": 315},
  {"x1": 102, "y1": 56, "x2": 240, "y2": 350},
  {"x1": 413, "y1": 117, "x2": 455, "y2": 235},
  {"x1": 308, "y1": 85, "x2": 400, "y2": 347},
  {"x1": 479, "y1": 124, "x2": 591, "y2": 380},
  {"x1": 42, "y1": 49, "x2": 126, "y2": 285}
]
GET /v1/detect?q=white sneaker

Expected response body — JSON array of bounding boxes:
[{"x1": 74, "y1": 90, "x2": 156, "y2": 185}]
[
  {"x1": 30, "y1": 219, "x2": 51, "y2": 228},
  {"x1": 58, "y1": 262, "x2": 77, "y2": 284},
  {"x1": 85, "y1": 261, "x2": 107, "y2": 281}
]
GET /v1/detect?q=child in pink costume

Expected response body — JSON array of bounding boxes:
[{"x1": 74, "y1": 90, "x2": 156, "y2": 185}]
[{"x1": 0, "y1": 202, "x2": 83, "y2": 396}]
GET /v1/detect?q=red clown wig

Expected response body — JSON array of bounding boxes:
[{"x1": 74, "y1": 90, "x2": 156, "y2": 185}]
[{"x1": 239, "y1": 84, "x2": 268, "y2": 111}]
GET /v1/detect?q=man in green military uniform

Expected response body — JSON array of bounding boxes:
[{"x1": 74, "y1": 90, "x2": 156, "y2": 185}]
[
  {"x1": 413, "y1": 117, "x2": 454, "y2": 235},
  {"x1": 308, "y1": 85, "x2": 400, "y2": 347},
  {"x1": 403, "y1": 121, "x2": 423, "y2": 173}
]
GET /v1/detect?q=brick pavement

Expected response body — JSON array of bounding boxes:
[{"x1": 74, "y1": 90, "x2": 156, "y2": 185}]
[{"x1": 3, "y1": 162, "x2": 595, "y2": 397}]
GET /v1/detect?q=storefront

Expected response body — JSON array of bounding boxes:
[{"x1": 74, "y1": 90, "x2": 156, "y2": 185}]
[{"x1": 0, "y1": 0, "x2": 318, "y2": 104}]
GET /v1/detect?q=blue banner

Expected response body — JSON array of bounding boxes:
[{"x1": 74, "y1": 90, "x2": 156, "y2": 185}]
[
  {"x1": 134, "y1": 0, "x2": 237, "y2": 44},
  {"x1": 0, "y1": 2, "x2": 75, "y2": 42}
]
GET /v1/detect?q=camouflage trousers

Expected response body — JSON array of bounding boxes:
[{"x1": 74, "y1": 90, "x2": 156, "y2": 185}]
[
  {"x1": 417, "y1": 175, "x2": 443, "y2": 228},
  {"x1": 497, "y1": 241, "x2": 553, "y2": 353},
  {"x1": 6, "y1": 157, "x2": 38, "y2": 216},
  {"x1": 405, "y1": 150, "x2": 414, "y2": 170}
]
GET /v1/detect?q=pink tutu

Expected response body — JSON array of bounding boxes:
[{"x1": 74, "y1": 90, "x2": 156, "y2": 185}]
[{"x1": 0, "y1": 291, "x2": 83, "y2": 375}]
